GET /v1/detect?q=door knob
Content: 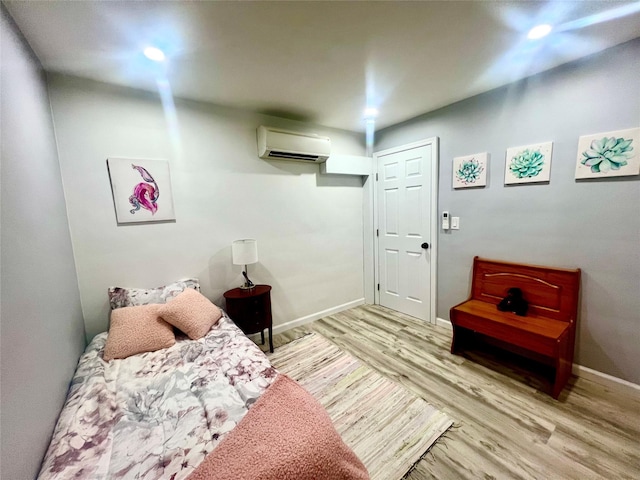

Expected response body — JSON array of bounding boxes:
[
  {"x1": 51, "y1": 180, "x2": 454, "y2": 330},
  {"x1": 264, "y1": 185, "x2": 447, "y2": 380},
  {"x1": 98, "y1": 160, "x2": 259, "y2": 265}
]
[{"x1": 421, "y1": 242, "x2": 429, "y2": 249}]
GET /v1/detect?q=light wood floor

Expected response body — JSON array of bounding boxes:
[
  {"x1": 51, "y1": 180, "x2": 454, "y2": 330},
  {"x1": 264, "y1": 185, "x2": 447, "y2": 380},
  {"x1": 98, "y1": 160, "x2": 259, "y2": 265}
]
[{"x1": 258, "y1": 304, "x2": 640, "y2": 480}]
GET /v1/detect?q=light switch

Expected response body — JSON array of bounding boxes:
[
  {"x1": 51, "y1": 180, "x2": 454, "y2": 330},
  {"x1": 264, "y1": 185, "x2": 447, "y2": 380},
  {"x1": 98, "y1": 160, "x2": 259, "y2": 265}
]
[{"x1": 451, "y1": 217, "x2": 460, "y2": 230}]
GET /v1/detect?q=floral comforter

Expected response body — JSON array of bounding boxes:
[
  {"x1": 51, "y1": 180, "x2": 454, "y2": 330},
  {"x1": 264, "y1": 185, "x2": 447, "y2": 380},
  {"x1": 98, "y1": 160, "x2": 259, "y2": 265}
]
[{"x1": 38, "y1": 315, "x2": 277, "y2": 480}]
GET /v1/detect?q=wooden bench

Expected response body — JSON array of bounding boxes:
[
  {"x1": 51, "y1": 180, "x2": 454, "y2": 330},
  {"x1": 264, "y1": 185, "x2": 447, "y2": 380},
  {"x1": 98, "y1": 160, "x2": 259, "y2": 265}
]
[{"x1": 450, "y1": 256, "x2": 581, "y2": 398}]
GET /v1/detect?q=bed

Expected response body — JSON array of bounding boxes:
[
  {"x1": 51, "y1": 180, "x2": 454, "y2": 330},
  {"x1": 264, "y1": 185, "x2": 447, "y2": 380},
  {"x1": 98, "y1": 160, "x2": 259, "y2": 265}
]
[{"x1": 37, "y1": 280, "x2": 368, "y2": 480}]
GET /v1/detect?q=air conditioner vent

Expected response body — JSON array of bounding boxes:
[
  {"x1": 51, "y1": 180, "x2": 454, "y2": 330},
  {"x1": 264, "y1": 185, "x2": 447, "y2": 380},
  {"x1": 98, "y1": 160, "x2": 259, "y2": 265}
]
[{"x1": 268, "y1": 151, "x2": 321, "y2": 161}]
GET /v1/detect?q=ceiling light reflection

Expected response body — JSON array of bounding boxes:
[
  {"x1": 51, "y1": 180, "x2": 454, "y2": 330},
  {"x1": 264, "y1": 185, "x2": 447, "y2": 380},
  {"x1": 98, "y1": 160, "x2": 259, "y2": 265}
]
[
  {"x1": 528, "y1": 24, "x2": 552, "y2": 40},
  {"x1": 143, "y1": 47, "x2": 166, "y2": 62},
  {"x1": 364, "y1": 107, "x2": 379, "y2": 119}
]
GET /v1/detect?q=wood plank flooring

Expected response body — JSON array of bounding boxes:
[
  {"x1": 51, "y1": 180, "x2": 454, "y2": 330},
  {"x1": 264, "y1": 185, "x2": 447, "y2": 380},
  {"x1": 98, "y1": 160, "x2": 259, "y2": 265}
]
[{"x1": 258, "y1": 305, "x2": 640, "y2": 480}]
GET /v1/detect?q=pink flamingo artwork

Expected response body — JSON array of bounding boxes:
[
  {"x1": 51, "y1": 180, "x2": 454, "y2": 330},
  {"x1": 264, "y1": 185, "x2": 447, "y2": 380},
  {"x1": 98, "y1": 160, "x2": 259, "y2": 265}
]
[{"x1": 129, "y1": 164, "x2": 159, "y2": 215}]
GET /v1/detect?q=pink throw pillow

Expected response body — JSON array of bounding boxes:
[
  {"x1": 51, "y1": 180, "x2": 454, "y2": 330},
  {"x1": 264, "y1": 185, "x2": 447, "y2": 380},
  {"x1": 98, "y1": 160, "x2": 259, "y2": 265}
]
[
  {"x1": 158, "y1": 288, "x2": 222, "y2": 340},
  {"x1": 103, "y1": 304, "x2": 176, "y2": 361}
]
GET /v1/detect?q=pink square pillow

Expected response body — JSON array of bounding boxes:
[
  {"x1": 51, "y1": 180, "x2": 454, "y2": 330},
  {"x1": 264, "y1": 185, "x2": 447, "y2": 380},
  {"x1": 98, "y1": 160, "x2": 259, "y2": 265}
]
[
  {"x1": 103, "y1": 304, "x2": 176, "y2": 361},
  {"x1": 158, "y1": 288, "x2": 222, "y2": 339}
]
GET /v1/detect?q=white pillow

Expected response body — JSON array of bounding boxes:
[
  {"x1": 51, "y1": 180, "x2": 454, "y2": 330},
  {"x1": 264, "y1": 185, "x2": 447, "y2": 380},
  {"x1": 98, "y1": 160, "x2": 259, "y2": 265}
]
[{"x1": 107, "y1": 278, "x2": 200, "y2": 310}]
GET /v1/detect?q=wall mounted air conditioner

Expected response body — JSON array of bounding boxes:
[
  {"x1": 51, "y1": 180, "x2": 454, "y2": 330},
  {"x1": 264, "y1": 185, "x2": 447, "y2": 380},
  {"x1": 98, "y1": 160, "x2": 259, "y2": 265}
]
[{"x1": 257, "y1": 126, "x2": 331, "y2": 162}]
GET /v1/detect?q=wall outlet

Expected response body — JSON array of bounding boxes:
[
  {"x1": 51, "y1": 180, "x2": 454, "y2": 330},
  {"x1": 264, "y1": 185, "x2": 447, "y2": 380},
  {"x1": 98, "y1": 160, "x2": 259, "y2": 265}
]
[{"x1": 451, "y1": 217, "x2": 460, "y2": 230}]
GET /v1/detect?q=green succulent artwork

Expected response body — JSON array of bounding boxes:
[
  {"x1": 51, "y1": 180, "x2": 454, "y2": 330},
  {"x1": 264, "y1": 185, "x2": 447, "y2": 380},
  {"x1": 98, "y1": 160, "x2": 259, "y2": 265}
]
[
  {"x1": 509, "y1": 149, "x2": 545, "y2": 179},
  {"x1": 455, "y1": 158, "x2": 484, "y2": 185},
  {"x1": 581, "y1": 136, "x2": 634, "y2": 173}
]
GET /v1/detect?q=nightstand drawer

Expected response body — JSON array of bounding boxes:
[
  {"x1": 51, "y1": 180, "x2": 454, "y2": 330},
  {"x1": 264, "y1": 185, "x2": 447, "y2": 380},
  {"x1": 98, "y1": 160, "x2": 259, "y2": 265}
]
[{"x1": 238, "y1": 315, "x2": 265, "y2": 334}]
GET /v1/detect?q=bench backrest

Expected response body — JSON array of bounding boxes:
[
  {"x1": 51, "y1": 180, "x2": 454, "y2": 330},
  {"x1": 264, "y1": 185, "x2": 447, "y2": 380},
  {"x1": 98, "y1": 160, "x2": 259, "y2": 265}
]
[{"x1": 471, "y1": 256, "x2": 581, "y2": 323}]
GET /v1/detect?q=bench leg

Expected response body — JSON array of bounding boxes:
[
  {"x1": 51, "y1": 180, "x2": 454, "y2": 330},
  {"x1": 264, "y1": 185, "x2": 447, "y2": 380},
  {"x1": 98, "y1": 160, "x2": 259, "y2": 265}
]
[
  {"x1": 552, "y1": 334, "x2": 572, "y2": 399},
  {"x1": 451, "y1": 325, "x2": 458, "y2": 354},
  {"x1": 451, "y1": 325, "x2": 468, "y2": 355}
]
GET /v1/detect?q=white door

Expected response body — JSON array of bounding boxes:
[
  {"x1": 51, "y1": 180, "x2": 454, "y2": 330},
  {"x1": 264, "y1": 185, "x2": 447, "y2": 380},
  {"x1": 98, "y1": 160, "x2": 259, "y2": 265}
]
[{"x1": 375, "y1": 139, "x2": 437, "y2": 322}]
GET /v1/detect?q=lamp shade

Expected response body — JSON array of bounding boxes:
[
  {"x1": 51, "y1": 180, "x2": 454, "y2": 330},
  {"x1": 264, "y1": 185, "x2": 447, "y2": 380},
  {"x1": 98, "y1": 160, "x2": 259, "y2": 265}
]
[{"x1": 232, "y1": 239, "x2": 258, "y2": 265}]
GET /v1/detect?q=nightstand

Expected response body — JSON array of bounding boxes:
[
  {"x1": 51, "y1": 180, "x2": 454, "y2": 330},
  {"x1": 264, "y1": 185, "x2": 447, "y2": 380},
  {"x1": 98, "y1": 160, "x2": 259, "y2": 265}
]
[{"x1": 223, "y1": 284, "x2": 273, "y2": 353}]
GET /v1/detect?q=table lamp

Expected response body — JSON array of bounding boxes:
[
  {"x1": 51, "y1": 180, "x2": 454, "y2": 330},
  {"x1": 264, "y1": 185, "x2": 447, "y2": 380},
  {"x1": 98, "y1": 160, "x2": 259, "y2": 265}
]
[{"x1": 232, "y1": 239, "x2": 258, "y2": 289}]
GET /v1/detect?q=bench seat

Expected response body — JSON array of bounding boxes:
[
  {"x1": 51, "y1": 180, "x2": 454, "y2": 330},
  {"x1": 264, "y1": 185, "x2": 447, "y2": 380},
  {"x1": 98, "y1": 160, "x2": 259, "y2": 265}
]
[
  {"x1": 450, "y1": 257, "x2": 580, "y2": 399},
  {"x1": 452, "y1": 300, "x2": 569, "y2": 357}
]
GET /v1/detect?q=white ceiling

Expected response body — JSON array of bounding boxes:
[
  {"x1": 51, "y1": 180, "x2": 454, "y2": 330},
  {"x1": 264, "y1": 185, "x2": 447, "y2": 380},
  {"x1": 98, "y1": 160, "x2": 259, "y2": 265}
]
[{"x1": 5, "y1": 1, "x2": 640, "y2": 132}]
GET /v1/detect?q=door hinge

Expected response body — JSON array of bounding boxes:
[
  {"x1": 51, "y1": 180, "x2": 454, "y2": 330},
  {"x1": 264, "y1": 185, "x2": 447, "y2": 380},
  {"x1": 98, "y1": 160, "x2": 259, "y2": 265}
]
[
  {"x1": 376, "y1": 229, "x2": 379, "y2": 237},
  {"x1": 377, "y1": 283, "x2": 380, "y2": 291},
  {"x1": 376, "y1": 173, "x2": 378, "y2": 181}
]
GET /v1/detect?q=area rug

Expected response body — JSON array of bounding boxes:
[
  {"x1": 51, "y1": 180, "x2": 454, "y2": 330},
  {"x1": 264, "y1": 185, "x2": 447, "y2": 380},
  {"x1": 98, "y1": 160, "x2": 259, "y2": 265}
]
[{"x1": 268, "y1": 333, "x2": 453, "y2": 480}]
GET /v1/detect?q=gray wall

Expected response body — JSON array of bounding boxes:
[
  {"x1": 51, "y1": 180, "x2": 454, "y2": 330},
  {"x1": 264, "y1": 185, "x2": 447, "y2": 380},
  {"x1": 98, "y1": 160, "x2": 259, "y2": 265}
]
[
  {"x1": 46, "y1": 75, "x2": 365, "y2": 342},
  {"x1": 1, "y1": 7, "x2": 86, "y2": 479},
  {"x1": 376, "y1": 38, "x2": 640, "y2": 384}
]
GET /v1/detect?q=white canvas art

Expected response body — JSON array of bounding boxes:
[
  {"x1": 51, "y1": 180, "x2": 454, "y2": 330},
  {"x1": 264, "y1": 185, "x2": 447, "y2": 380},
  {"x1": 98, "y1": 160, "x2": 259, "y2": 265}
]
[
  {"x1": 453, "y1": 153, "x2": 488, "y2": 188},
  {"x1": 504, "y1": 142, "x2": 553, "y2": 185},
  {"x1": 107, "y1": 158, "x2": 176, "y2": 224},
  {"x1": 575, "y1": 127, "x2": 640, "y2": 179}
]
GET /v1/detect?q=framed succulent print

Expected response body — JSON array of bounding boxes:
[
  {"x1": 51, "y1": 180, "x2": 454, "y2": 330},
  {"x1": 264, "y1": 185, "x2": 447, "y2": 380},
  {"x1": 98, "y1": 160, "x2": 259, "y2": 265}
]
[
  {"x1": 453, "y1": 153, "x2": 488, "y2": 188},
  {"x1": 107, "y1": 158, "x2": 176, "y2": 224},
  {"x1": 575, "y1": 127, "x2": 640, "y2": 179},
  {"x1": 504, "y1": 142, "x2": 553, "y2": 185}
]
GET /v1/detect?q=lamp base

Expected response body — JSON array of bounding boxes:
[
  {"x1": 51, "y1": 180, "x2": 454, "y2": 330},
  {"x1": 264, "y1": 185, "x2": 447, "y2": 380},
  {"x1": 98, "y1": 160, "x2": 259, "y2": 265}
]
[{"x1": 240, "y1": 267, "x2": 255, "y2": 290}]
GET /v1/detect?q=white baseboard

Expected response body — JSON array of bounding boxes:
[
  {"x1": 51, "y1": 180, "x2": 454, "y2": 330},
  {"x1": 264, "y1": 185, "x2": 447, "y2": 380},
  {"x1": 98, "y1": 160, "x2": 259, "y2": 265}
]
[
  {"x1": 436, "y1": 317, "x2": 452, "y2": 329},
  {"x1": 249, "y1": 298, "x2": 365, "y2": 341},
  {"x1": 435, "y1": 317, "x2": 639, "y2": 394},
  {"x1": 571, "y1": 364, "x2": 640, "y2": 393}
]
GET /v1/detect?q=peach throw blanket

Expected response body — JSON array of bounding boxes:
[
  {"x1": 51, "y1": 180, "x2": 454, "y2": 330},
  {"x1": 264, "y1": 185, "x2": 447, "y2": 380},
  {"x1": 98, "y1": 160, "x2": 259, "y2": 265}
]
[{"x1": 188, "y1": 374, "x2": 370, "y2": 480}]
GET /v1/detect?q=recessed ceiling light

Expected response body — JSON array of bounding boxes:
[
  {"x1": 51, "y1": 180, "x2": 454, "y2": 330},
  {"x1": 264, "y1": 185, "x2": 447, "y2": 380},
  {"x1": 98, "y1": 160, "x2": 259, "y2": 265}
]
[
  {"x1": 364, "y1": 107, "x2": 379, "y2": 119},
  {"x1": 527, "y1": 24, "x2": 552, "y2": 40},
  {"x1": 143, "y1": 47, "x2": 166, "y2": 62}
]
